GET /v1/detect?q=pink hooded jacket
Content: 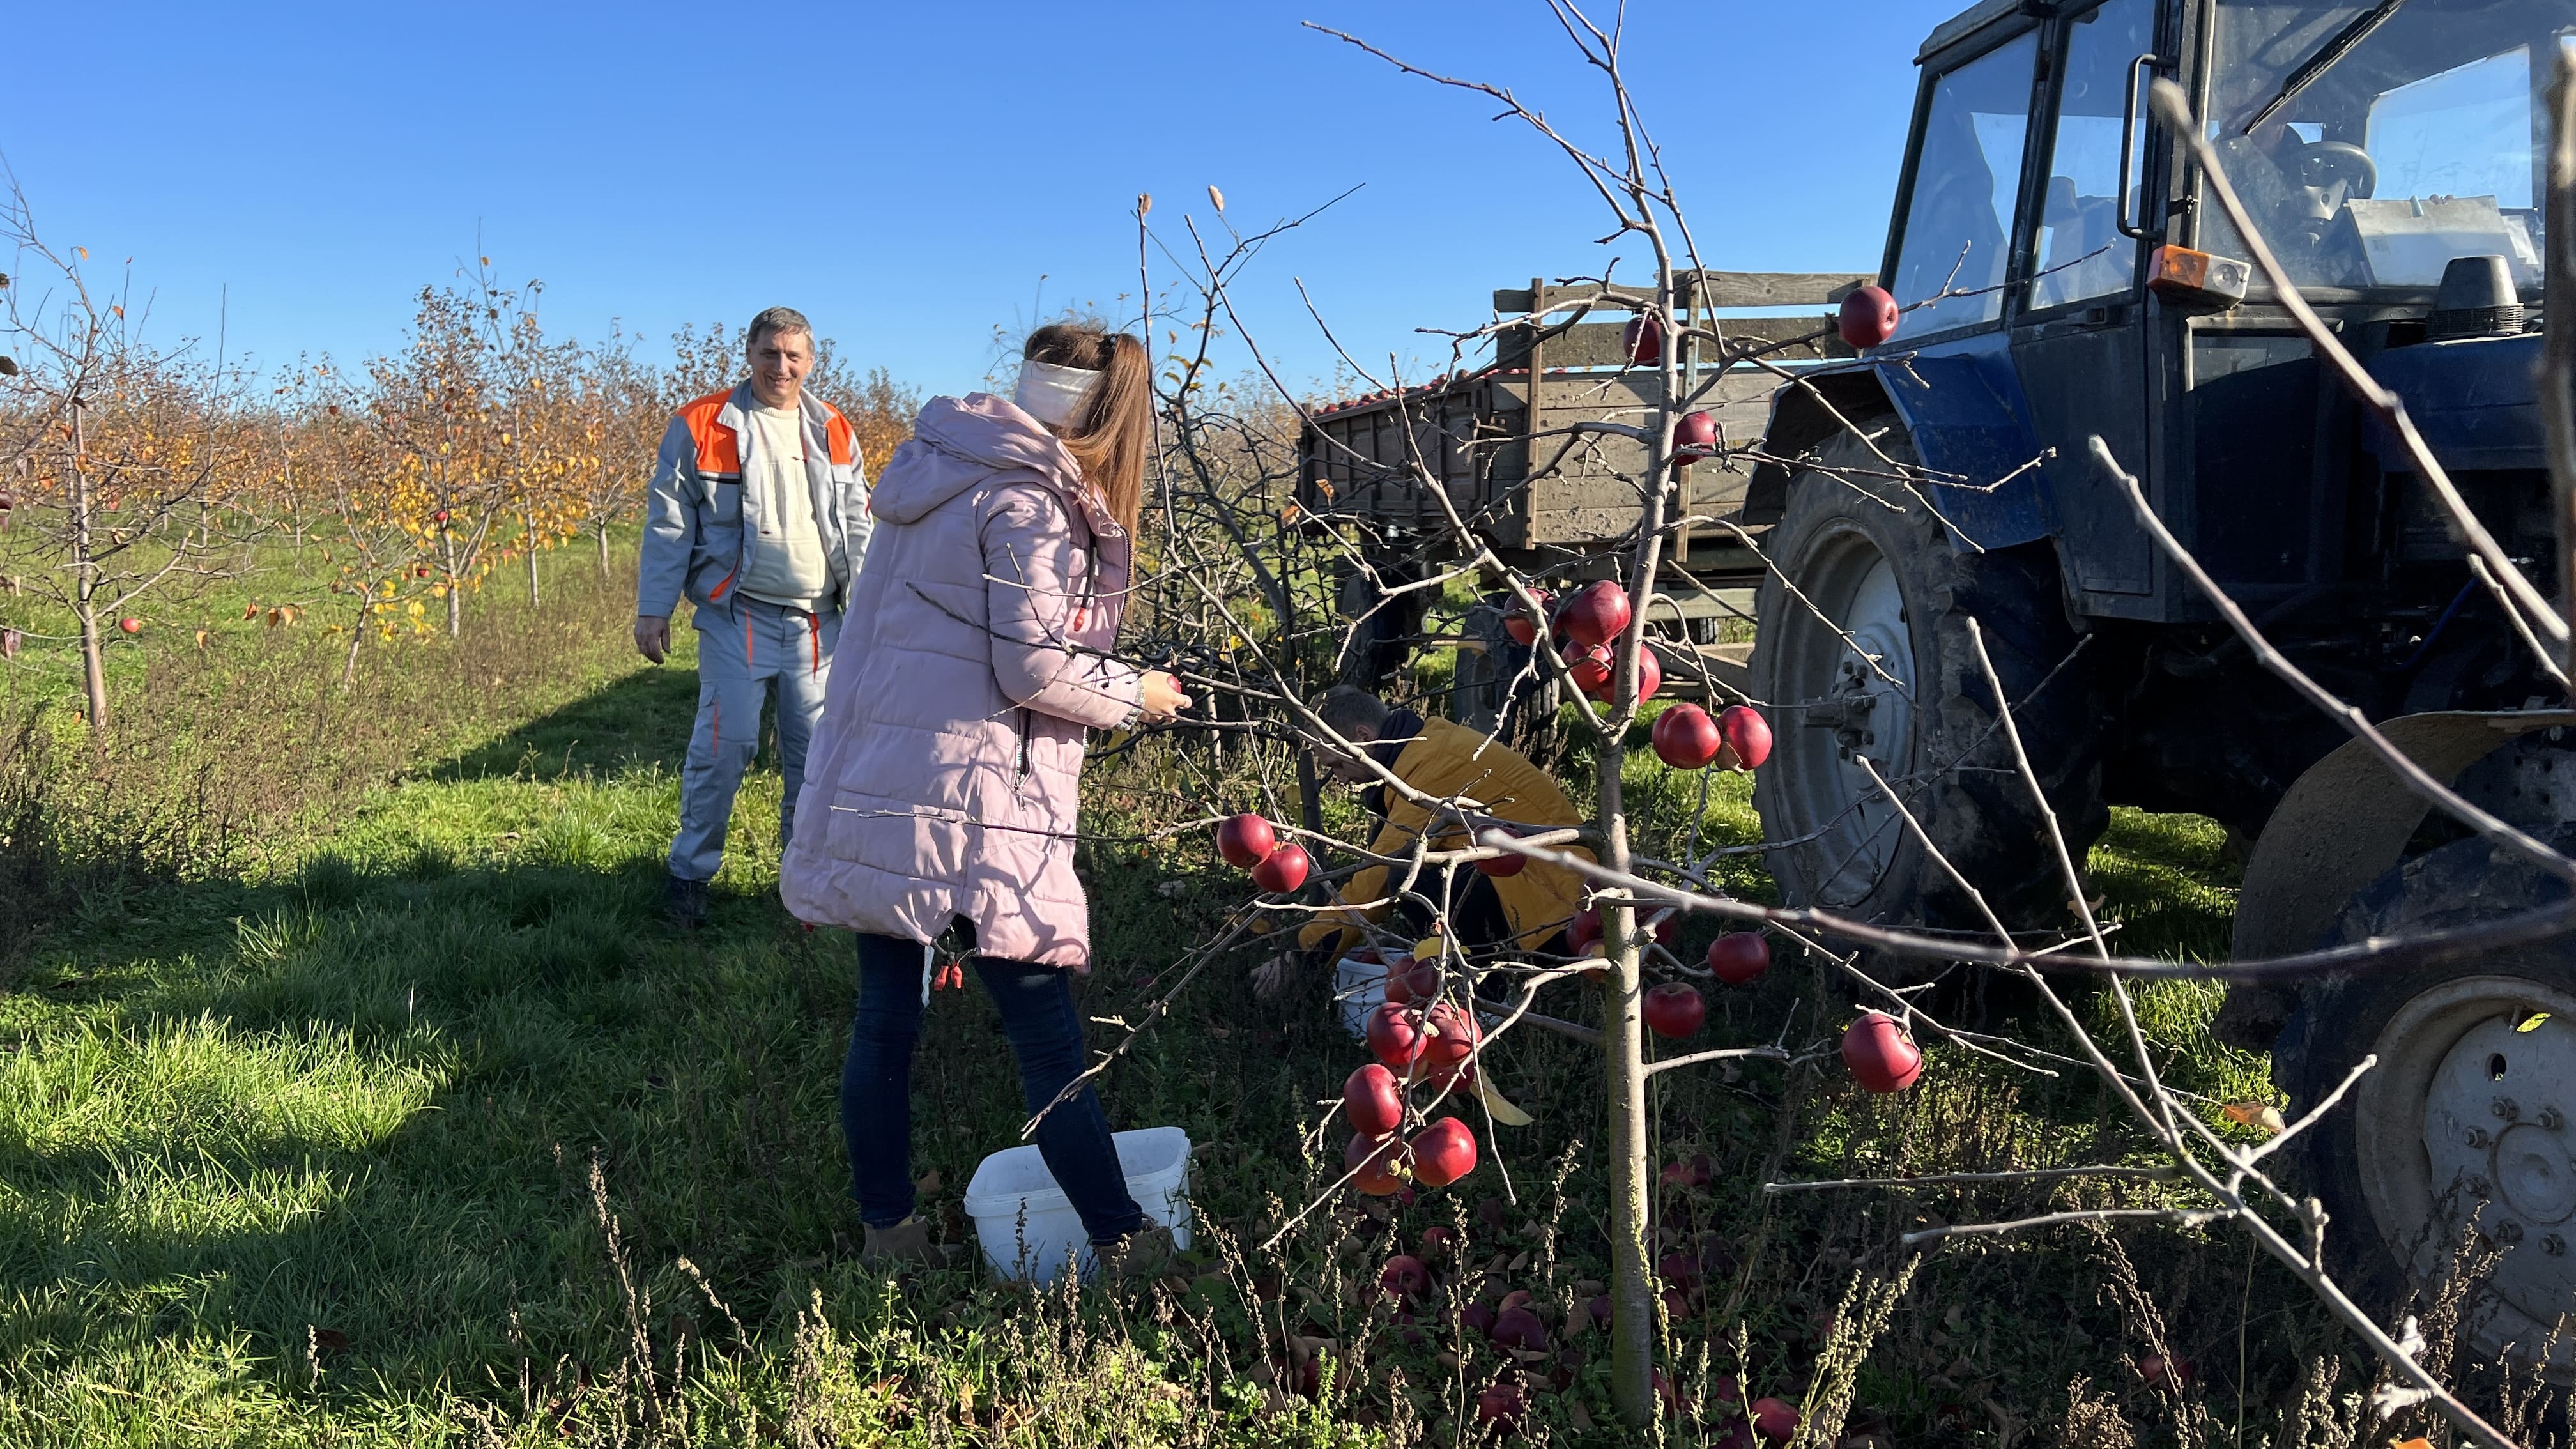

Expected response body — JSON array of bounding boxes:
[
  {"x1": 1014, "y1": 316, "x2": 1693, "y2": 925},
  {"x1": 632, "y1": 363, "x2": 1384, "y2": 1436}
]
[{"x1": 779, "y1": 394, "x2": 1143, "y2": 969}]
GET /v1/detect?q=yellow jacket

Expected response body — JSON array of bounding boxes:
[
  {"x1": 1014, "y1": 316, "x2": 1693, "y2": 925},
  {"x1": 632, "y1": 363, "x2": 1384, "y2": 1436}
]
[{"x1": 1300, "y1": 716, "x2": 1593, "y2": 956}]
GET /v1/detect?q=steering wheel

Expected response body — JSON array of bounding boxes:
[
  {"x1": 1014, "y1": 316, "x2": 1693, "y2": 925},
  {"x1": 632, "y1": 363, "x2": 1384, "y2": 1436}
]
[{"x1": 2297, "y1": 139, "x2": 2378, "y2": 202}]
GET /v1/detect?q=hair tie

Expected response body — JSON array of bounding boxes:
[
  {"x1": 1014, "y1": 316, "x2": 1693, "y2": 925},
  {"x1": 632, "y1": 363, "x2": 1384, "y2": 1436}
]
[{"x1": 1014, "y1": 360, "x2": 1101, "y2": 427}]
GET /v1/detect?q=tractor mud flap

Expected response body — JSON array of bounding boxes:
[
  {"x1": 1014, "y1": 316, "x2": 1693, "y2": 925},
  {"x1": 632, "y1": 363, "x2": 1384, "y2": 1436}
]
[{"x1": 2216, "y1": 710, "x2": 2576, "y2": 1050}]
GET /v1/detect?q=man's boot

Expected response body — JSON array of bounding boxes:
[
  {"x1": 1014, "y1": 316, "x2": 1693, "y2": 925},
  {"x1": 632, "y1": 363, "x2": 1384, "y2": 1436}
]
[
  {"x1": 663, "y1": 874, "x2": 708, "y2": 930},
  {"x1": 1095, "y1": 1223, "x2": 1179, "y2": 1282}
]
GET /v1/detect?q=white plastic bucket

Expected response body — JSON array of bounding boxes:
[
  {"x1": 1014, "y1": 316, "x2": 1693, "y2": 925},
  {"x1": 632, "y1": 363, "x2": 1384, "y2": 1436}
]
[
  {"x1": 1336, "y1": 954, "x2": 1388, "y2": 1040},
  {"x1": 962, "y1": 1126, "x2": 1193, "y2": 1283}
]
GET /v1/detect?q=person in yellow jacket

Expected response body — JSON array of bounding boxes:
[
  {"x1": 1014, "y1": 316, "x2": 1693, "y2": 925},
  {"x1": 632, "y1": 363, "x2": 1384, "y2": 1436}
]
[{"x1": 1254, "y1": 685, "x2": 1593, "y2": 1000}]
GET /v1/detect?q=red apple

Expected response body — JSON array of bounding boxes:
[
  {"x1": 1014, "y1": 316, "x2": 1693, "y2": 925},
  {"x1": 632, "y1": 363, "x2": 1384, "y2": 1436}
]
[
  {"x1": 1475, "y1": 1380, "x2": 1526, "y2": 1428},
  {"x1": 1719, "y1": 705, "x2": 1772, "y2": 769},
  {"x1": 1707, "y1": 932, "x2": 1770, "y2": 986},
  {"x1": 1568, "y1": 906, "x2": 1602, "y2": 954},
  {"x1": 1842, "y1": 1011, "x2": 1924, "y2": 1092},
  {"x1": 1461, "y1": 1300, "x2": 1498, "y2": 1336},
  {"x1": 1382, "y1": 956, "x2": 1439, "y2": 1005},
  {"x1": 116, "y1": 617, "x2": 141, "y2": 635},
  {"x1": 1652, "y1": 703, "x2": 1724, "y2": 769},
  {"x1": 1657, "y1": 1250, "x2": 1703, "y2": 1291},
  {"x1": 1473, "y1": 829, "x2": 1528, "y2": 878},
  {"x1": 432, "y1": 509, "x2": 450, "y2": 525},
  {"x1": 1646, "y1": 908, "x2": 1679, "y2": 946},
  {"x1": 1365, "y1": 1002, "x2": 1428, "y2": 1070},
  {"x1": 1644, "y1": 982, "x2": 1705, "y2": 1039},
  {"x1": 1490, "y1": 1305, "x2": 1549, "y2": 1353},
  {"x1": 1344, "y1": 1063, "x2": 1406, "y2": 1137},
  {"x1": 1418, "y1": 1224, "x2": 1453, "y2": 1255},
  {"x1": 1416, "y1": 1000, "x2": 1482, "y2": 1087},
  {"x1": 1837, "y1": 284, "x2": 1900, "y2": 350},
  {"x1": 1561, "y1": 640, "x2": 1613, "y2": 692},
  {"x1": 1501, "y1": 587, "x2": 1551, "y2": 647},
  {"x1": 1586, "y1": 1294, "x2": 1612, "y2": 1329},
  {"x1": 1410, "y1": 1116, "x2": 1478, "y2": 1187},
  {"x1": 1346, "y1": 1131, "x2": 1413, "y2": 1195},
  {"x1": 1377, "y1": 1253, "x2": 1430, "y2": 1303},
  {"x1": 1654, "y1": 1368, "x2": 1683, "y2": 1415},
  {"x1": 1251, "y1": 842, "x2": 1310, "y2": 893},
  {"x1": 1674, "y1": 410, "x2": 1719, "y2": 460},
  {"x1": 1752, "y1": 1397, "x2": 1801, "y2": 1443},
  {"x1": 1664, "y1": 1287, "x2": 1692, "y2": 1319},
  {"x1": 1622, "y1": 312, "x2": 1664, "y2": 365},
  {"x1": 1216, "y1": 812, "x2": 1276, "y2": 869},
  {"x1": 1558, "y1": 579, "x2": 1632, "y2": 647},
  {"x1": 1583, "y1": 643, "x2": 1661, "y2": 703}
]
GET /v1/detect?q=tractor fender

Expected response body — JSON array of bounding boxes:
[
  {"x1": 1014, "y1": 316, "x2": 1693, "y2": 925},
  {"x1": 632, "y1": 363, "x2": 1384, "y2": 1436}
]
[
  {"x1": 1746, "y1": 344, "x2": 2052, "y2": 552},
  {"x1": 2215, "y1": 710, "x2": 2576, "y2": 1048}
]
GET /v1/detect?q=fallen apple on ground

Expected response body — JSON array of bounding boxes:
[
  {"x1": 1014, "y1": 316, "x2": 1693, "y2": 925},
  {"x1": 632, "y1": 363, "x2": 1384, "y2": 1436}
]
[
  {"x1": 1377, "y1": 1254, "x2": 1430, "y2": 1303},
  {"x1": 1751, "y1": 1397, "x2": 1801, "y2": 1442}
]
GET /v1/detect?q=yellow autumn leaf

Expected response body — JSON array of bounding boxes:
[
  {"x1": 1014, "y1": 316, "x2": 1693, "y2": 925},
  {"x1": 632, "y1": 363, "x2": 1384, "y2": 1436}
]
[{"x1": 2221, "y1": 1101, "x2": 2285, "y2": 1135}]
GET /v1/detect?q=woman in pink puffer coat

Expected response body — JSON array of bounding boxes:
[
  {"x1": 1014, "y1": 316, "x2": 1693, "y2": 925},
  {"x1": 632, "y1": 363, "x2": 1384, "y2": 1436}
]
[{"x1": 783, "y1": 320, "x2": 1190, "y2": 1275}]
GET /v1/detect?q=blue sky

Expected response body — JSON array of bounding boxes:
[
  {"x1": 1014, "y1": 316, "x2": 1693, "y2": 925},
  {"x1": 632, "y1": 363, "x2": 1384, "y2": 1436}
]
[{"x1": 6, "y1": 2, "x2": 1942, "y2": 400}]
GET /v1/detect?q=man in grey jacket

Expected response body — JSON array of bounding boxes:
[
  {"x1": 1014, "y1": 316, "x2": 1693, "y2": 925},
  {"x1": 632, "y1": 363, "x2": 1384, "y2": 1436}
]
[{"x1": 636, "y1": 307, "x2": 873, "y2": 926}]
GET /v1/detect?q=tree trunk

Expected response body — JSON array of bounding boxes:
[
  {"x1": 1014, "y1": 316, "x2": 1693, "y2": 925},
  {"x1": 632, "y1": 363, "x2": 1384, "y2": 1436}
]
[
  {"x1": 523, "y1": 513, "x2": 541, "y2": 609},
  {"x1": 70, "y1": 401, "x2": 110, "y2": 732},
  {"x1": 443, "y1": 529, "x2": 463, "y2": 638},
  {"x1": 596, "y1": 522, "x2": 611, "y2": 581},
  {"x1": 1600, "y1": 834, "x2": 1657, "y2": 1424}
]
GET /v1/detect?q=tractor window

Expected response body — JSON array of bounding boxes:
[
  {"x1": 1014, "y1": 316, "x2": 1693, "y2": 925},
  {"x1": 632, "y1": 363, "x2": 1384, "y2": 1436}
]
[
  {"x1": 2029, "y1": 0, "x2": 2155, "y2": 309},
  {"x1": 1891, "y1": 31, "x2": 2041, "y2": 339},
  {"x1": 2202, "y1": 0, "x2": 2573, "y2": 291}
]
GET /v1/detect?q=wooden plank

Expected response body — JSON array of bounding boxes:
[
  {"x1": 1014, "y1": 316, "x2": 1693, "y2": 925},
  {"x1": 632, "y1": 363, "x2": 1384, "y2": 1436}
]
[{"x1": 1530, "y1": 316, "x2": 1849, "y2": 369}]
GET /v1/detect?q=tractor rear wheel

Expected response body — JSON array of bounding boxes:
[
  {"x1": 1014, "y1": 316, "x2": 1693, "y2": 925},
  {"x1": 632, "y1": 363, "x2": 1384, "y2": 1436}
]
[
  {"x1": 1749, "y1": 426, "x2": 2107, "y2": 939},
  {"x1": 2276, "y1": 829, "x2": 2576, "y2": 1372}
]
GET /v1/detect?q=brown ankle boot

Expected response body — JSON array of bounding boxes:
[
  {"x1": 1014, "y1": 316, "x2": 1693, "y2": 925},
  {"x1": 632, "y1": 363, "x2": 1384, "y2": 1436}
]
[
  {"x1": 860, "y1": 1216, "x2": 949, "y2": 1269},
  {"x1": 1095, "y1": 1224, "x2": 1179, "y2": 1282}
]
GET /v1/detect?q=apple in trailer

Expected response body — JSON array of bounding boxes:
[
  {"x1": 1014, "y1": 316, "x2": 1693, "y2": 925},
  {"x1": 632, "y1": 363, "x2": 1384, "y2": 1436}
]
[
  {"x1": 1409, "y1": 1116, "x2": 1478, "y2": 1187},
  {"x1": 1706, "y1": 931, "x2": 1771, "y2": 986},
  {"x1": 1720, "y1": 704, "x2": 1773, "y2": 769},
  {"x1": 1251, "y1": 841, "x2": 1310, "y2": 893},
  {"x1": 1837, "y1": 284, "x2": 1901, "y2": 350},
  {"x1": 1842, "y1": 1011, "x2": 1924, "y2": 1092},
  {"x1": 1643, "y1": 982, "x2": 1706, "y2": 1039},
  {"x1": 1558, "y1": 579, "x2": 1632, "y2": 647},
  {"x1": 1216, "y1": 812, "x2": 1275, "y2": 868},
  {"x1": 1344, "y1": 1062, "x2": 1406, "y2": 1137},
  {"x1": 1651, "y1": 702, "x2": 1724, "y2": 769}
]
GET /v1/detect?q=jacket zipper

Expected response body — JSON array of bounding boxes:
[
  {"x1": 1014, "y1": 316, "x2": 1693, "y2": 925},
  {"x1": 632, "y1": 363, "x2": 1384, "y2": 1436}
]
[{"x1": 1014, "y1": 708, "x2": 1034, "y2": 793}]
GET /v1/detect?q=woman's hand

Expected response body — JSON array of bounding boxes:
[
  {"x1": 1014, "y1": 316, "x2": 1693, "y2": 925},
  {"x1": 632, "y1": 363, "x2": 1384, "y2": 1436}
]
[{"x1": 1138, "y1": 670, "x2": 1192, "y2": 723}]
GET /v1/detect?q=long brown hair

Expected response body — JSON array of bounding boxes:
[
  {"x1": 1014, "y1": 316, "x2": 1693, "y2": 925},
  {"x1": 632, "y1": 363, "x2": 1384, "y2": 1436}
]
[{"x1": 1023, "y1": 321, "x2": 1151, "y2": 532}]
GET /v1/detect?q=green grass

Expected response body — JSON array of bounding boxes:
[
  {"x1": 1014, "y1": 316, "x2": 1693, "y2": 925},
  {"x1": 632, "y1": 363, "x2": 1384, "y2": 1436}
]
[{"x1": 0, "y1": 542, "x2": 2386, "y2": 1446}]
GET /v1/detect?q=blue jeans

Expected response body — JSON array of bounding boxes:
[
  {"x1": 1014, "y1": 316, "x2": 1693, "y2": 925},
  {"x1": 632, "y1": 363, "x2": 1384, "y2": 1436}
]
[
  {"x1": 841, "y1": 931, "x2": 1149, "y2": 1243},
  {"x1": 670, "y1": 598, "x2": 841, "y2": 882}
]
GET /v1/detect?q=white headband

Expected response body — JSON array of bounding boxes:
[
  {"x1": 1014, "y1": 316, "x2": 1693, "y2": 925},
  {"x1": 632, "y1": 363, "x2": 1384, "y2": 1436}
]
[{"x1": 1013, "y1": 360, "x2": 1101, "y2": 427}]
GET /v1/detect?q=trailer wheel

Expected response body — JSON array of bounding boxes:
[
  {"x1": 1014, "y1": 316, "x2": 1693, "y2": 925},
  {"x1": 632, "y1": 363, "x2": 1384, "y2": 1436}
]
[
  {"x1": 2276, "y1": 831, "x2": 2576, "y2": 1372},
  {"x1": 1749, "y1": 426, "x2": 2106, "y2": 933}
]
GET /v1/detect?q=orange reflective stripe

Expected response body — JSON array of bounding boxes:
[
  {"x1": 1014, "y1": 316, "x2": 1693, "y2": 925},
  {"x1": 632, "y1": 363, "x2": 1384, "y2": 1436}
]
[
  {"x1": 824, "y1": 407, "x2": 856, "y2": 467},
  {"x1": 745, "y1": 613, "x2": 755, "y2": 670},
  {"x1": 809, "y1": 615, "x2": 822, "y2": 675},
  {"x1": 678, "y1": 388, "x2": 740, "y2": 477}
]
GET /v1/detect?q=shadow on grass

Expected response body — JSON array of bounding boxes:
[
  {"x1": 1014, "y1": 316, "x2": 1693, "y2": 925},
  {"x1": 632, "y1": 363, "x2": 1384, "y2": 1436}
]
[{"x1": 427, "y1": 661, "x2": 703, "y2": 784}]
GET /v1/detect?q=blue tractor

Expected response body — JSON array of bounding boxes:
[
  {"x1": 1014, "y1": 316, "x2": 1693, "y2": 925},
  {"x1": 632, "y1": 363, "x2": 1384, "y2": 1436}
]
[{"x1": 1747, "y1": 0, "x2": 2573, "y2": 1363}]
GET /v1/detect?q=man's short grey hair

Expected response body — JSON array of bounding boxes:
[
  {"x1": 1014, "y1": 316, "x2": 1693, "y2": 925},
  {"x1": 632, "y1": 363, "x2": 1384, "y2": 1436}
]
[
  {"x1": 746, "y1": 306, "x2": 814, "y2": 353},
  {"x1": 1315, "y1": 685, "x2": 1391, "y2": 741}
]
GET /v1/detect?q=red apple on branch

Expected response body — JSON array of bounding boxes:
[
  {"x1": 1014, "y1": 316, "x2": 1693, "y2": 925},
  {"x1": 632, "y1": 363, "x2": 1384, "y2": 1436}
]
[
  {"x1": 1719, "y1": 705, "x2": 1773, "y2": 769},
  {"x1": 1707, "y1": 932, "x2": 1770, "y2": 986},
  {"x1": 1581, "y1": 642, "x2": 1660, "y2": 702},
  {"x1": 1344, "y1": 1063, "x2": 1406, "y2": 1137},
  {"x1": 1568, "y1": 906, "x2": 1602, "y2": 954},
  {"x1": 1346, "y1": 1131, "x2": 1413, "y2": 1195},
  {"x1": 1473, "y1": 829, "x2": 1527, "y2": 878},
  {"x1": 1558, "y1": 579, "x2": 1631, "y2": 648},
  {"x1": 1416, "y1": 1000, "x2": 1482, "y2": 1087},
  {"x1": 1501, "y1": 587, "x2": 1552, "y2": 647},
  {"x1": 1842, "y1": 1012, "x2": 1924, "y2": 1092},
  {"x1": 1409, "y1": 1116, "x2": 1478, "y2": 1187},
  {"x1": 1621, "y1": 312, "x2": 1664, "y2": 365},
  {"x1": 1382, "y1": 957, "x2": 1439, "y2": 1004},
  {"x1": 1216, "y1": 813, "x2": 1275, "y2": 869},
  {"x1": 1251, "y1": 842, "x2": 1310, "y2": 893},
  {"x1": 1674, "y1": 410, "x2": 1719, "y2": 460},
  {"x1": 1365, "y1": 1002, "x2": 1428, "y2": 1071},
  {"x1": 1651, "y1": 703, "x2": 1724, "y2": 769},
  {"x1": 1643, "y1": 983, "x2": 1705, "y2": 1039},
  {"x1": 1837, "y1": 284, "x2": 1901, "y2": 349},
  {"x1": 1562, "y1": 640, "x2": 1613, "y2": 693}
]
